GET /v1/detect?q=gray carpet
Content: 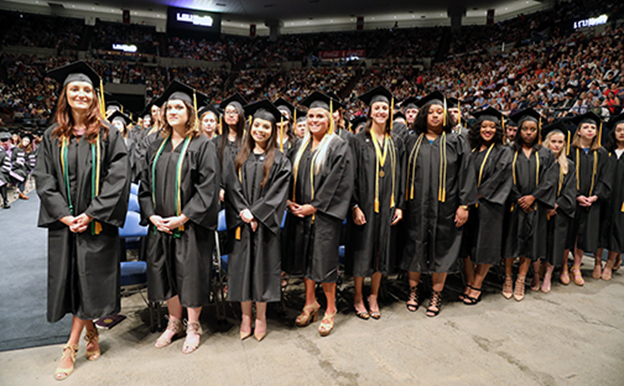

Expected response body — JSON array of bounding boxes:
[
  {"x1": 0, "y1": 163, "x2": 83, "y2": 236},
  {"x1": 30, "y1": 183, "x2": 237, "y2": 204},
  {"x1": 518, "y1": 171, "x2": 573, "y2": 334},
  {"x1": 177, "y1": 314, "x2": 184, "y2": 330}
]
[{"x1": 0, "y1": 192, "x2": 70, "y2": 352}]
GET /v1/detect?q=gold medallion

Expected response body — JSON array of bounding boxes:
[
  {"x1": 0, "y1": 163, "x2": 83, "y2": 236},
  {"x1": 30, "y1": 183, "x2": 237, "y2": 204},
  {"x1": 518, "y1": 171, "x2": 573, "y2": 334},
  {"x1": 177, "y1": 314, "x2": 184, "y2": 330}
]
[{"x1": 379, "y1": 170, "x2": 385, "y2": 177}]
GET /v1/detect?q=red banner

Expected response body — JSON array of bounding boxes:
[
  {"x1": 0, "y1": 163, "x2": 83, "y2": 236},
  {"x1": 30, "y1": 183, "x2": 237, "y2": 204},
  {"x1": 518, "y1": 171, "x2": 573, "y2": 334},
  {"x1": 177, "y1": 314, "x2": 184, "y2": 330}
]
[{"x1": 319, "y1": 49, "x2": 366, "y2": 59}]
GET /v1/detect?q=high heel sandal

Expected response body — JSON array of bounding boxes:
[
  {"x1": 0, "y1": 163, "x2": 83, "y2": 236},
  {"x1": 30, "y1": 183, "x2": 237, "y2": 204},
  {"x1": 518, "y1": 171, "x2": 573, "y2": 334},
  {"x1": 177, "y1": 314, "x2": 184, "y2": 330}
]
[
  {"x1": 368, "y1": 296, "x2": 381, "y2": 320},
  {"x1": 318, "y1": 310, "x2": 336, "y2": 336},
  {"x1": 155, "y1": 316, "x2": 184, "y2": 349},
  {"x1": 602, "y1": 262, "x2": 614, "y2": 281},
  {"x1": 541, "y1": 271, "x2": 553, "y2": 293},
  {"x1": 54, "y1": 343, "x2": 79, "y2": 381},
  {"x1": 182, "y1": 321, "x2": 202, "y2": 354},
  {"x1": 592, "y1": 263, "x2": 602, "y2": 279},
  {"x1": 571, "y1": 266, "x2": 584, "y2": 286},
  {"x1": 513, "y1": 277, "x2": 526, "y2": 302},
  {"x1": 502, "y1": 275, "x2": 513, "y2": 299},
  {"x1": 458, "y1": 285, "x2": 471, "y2": 301},
  {"x1": 354, "y1": 303, "x2": 370, "y2": 320},
  {"x1": 295, "y1": 301, "x2": 320, "y2": 327},
  {"x1": 560, "y1": 268, "x2": 570, "y2": 285},
  {"x1": 84, "y1": 328, "x2": 100, "y2": 361},
  {"x1": 406, "y1": 286, "x2": 420, "y2": 312},
  {"x1": 462, "y1": 286, "x2": 482, "y2": 305},
  {"x1": 426, "y1": 291, "x2": 442, "y2": 317}
]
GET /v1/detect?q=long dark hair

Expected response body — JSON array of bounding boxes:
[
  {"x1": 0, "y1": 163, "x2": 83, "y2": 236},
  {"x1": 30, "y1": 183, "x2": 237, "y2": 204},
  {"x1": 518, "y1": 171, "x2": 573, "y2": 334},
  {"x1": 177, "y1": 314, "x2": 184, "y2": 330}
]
[
  {"x1": 411, "y1": 102, "x2": 455, "y2": 135},
  {"x1": 603, "y1": 121, "x2": 624, "y2": 152},
  {"x1": 276, "y1": 107, "x2": 297, "y2": 144},
  {"x1": 468, "y1": 118, "x2": 504, "y2": 149},
  {"x1": 52, "y1": 83, "x2": 107, "y2": 144},
  {"x1": 512, "y1": 119, "x2": 541, "y2": 152},
  {"x1": 218, "y1": 102, "x2": 246, "y2": 164},
  {"x1": 234, "y1": 114, "x2": 277, "y2": 188}
]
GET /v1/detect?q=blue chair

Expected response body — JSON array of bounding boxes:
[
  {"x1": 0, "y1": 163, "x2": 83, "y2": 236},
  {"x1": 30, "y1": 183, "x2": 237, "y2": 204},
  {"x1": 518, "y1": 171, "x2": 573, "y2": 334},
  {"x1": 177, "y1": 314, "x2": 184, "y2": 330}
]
[
  {"x1": 130, "y1": 182, "x2": 139, "y2": 196},
  {"x1": 211, "y1": 209, "x2": 229, "y2": 322}
]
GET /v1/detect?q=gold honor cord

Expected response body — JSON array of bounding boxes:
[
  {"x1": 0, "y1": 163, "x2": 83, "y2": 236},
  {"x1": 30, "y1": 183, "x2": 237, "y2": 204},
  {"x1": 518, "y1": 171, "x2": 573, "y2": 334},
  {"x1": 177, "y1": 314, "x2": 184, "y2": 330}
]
[
  {"x1": 407, "y1": 134, "x2": 424, "y2": 200},
  {"x1": 575, "y1": 148, "x2": 598, "y2": 196},
  {"x1": 92, "y1": 135, "x2": 102, "y2": 235},
  {"x1": 371, "y1": 131, "x2": 394, "y2": 213},
  {"x1": 99, "y1": 79, "x2": 106, "y2": 118},
  {"x1": 390, "y1": 98, "x2": 394, "y2": 133},
  {"x1": 438, "y1": 132, "x2": 447, "y2": 202},
  {"x1": 511, "y1": 149, "x2": 540, "y2": 212},
  {"x1": 280, "y1": 116, "x2": 284, "y2": 152},
  {"x1": 457, "y1": 100, "x2": 461, "y2": 127},
  {"x1": 236, "y1": 167, "x2": 244, "y2": 240},
  {"x1": 291, "y1": 136, "x2": 311, "y2": 202},
  {"x1": 476, "y1": 143, "x2": 495, "y2": 187},
  {"x1": 443, "y1": 97, "x2": 447, "y2": 127}
]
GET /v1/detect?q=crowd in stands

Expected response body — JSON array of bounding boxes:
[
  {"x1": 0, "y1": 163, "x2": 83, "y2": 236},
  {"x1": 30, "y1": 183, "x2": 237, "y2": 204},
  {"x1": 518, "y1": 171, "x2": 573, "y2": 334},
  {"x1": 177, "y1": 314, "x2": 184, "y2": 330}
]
[
  {"x1": 0, "y1": 11, "x2": 82, "y2": 52},
  {"x1": 1, "y1": 0, "x2": 624, "y2": 127},
  {"x1": 90, "y1": 20, "x2": 160, "y2": 55}
]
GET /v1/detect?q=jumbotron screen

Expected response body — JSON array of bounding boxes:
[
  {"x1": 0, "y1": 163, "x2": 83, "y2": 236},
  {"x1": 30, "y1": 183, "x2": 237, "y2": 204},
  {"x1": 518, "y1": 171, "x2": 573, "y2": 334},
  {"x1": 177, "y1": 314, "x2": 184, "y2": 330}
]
[{"x1": 167, "y1": 6, "x2": 222, "y2": 36}]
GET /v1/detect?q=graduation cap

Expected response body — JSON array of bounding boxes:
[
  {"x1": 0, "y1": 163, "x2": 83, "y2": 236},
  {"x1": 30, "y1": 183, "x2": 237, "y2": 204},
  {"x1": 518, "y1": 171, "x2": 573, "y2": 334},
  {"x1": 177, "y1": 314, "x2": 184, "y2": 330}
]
[
  {"x1": 0, "y1": 132, "x2": 10, "y2": 142},
  {"x1": 47, "y1": 61, "x2": 101, "y2": 88},
  {"x1": 569, "y1": 111, "x2": 604, "y2": 145},
  {"x1": 358, "y1": 86, "x2": 394, "y2": 107},
  {"x1": 351, "y1": 116, "x2": 368, "y2": 129},
  {"x1": 509, "y1": 108, "x2": 543, "y2": 127},
  {"x1": 198, "y1": 104, "x2": 221, "y2": 120},
  {"x1": 219, "y1": 93, "x2": 248, "y2": 110},
  {"x1": 415, "y1": 91, "x2": 446, "y2": 109},
  {"x1": 402, "y1": 96, "x2": 419, "y2": 110},
  {"x1": 606, "y1": 113, "x2": 624, "y2": 130},
  {"x1": 274, "y1": 97, "x2": 295, "y2": 115},
  {"x1": 542, "y1": 120, "x2": 573, "y2": 153},
  {"x1": 327, "y1": 91, "x2": 343, "y2": 103},
  {"x1": 301, "y1": 91, "x2": 344, "y2": 112},
  {"x1": 472, "y1": 107, "x2": 505, "y2": 124},
  {"x1": 109, "y1": 111, "x2": 132, "y2": 127},
  {"x1": 295, "y1": 108, "x2": 308, "y2": 123},
  {"x1": 106, "y1": 100, "x2": 123, "y2": 113},
  {"x1": 393, "y1": 111, "x2": 406, "y2": 121},
  {"x1": 244, "y1": 99, "x2": 282, "y2": 123},
  {"x1": 160, "y1": 80, "x2": 208, "y2": 107}
]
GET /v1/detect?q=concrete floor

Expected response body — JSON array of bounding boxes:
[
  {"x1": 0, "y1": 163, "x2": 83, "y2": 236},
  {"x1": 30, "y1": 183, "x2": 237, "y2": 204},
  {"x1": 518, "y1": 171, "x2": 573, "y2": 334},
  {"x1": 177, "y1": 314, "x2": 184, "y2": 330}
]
[{"x1": 1, "y1": 256, "x2": 623, "y2": 386}]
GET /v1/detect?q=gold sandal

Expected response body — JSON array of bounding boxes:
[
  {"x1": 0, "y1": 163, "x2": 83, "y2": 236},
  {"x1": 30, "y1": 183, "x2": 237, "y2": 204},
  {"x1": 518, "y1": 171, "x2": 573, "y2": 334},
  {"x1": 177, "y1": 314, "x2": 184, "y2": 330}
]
[
  {"x1": 318, "y1": 310, "x2": 336, "y2": 337},
  {"x1": 182, "y1": 321, "x2": 202, "y2": 354},
  {"x1": 295, "y1": 301, "x2": 320, "y2": 327},
  {"x1": 84, "y1": 328, "x2": 100, "y2": 361},
  {"x1": 54, "y1": 343, "x2": 79, "y2": 381},
  {"x1": 155, "y1": 316, "x2": 184, "y2": 349},
  {"x1": 571, "y1": 266, "x2": 584, "y2": 286}
]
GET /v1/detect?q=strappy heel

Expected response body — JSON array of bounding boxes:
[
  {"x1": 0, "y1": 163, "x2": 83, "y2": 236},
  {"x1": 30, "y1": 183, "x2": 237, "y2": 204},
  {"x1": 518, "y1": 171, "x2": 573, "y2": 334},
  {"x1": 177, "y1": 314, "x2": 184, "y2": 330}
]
[
  {"x1": 406, "y1": 286, "x2": 420, "y2": 312},
  {"x1": 462, "y1": 286, "x2": 482, "y2": 305},
  {"x1": 502, "y1": 275, "x2": 513, "y2": 299},
  {"x1": 426, "y1": 290, "x2": 442, "y2": 317},
  {"x1": 295, "y1": 301, "x2": 320, "y2": 327},
  {"x1": 571, "y1": 266, "x2": 584, "y2": 286},
  {"x1": 54, "y1": 343, "x2": 79, "y2": 381},
  {"x1": 318, "y1": 310, "x2": 336, "y2": 336},
  {"x1": 514, "y1": 276, "x2": 526, "y2": 301},
  {"x1": 84, "y1": 328, "x2": 100, "y2": 361},
  {"x1": 155, "y1": 316, "x2": 184, "y2": 348},
  {"x1": 368, "y1": 296, "x2": 381, "y2": 320},
  {"x1": 182, "y1": 320, "x2": 202, "y2": 354}
]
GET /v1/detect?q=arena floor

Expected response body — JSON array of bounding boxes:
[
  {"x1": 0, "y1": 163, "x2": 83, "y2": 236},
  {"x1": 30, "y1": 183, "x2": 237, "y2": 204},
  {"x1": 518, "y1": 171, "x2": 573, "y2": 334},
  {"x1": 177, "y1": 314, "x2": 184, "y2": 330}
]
[{"x1": 1, "y1": 255, "x2": 622, "y2": 386}]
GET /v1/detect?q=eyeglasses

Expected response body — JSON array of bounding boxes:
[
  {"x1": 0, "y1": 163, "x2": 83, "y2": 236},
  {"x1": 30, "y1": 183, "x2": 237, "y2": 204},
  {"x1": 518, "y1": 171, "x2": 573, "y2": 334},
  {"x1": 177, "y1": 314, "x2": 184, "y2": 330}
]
[{"x1": 224, "y1": 110, "x2": 239, "y2": 116}]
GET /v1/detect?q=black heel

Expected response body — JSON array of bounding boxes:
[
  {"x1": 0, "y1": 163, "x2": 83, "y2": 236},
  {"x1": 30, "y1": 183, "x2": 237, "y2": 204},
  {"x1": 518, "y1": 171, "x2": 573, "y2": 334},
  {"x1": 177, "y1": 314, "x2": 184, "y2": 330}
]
[
  {"x1": 426, "y1": 290, "x2": 442, "y2": 317},
  {"x1": 406, "y1": 286, "x2": 419, "y2": 312},
  {"x1": 462, "y1": 286, "x2": 482, "y2": 305}
]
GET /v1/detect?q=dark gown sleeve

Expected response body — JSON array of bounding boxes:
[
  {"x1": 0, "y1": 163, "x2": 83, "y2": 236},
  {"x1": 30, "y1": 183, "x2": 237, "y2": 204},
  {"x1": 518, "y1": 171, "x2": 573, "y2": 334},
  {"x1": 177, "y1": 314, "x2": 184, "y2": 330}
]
[
  {"x1": 181, "y1": 139, "x2": 221, "y2": 229},
  {"x1": 593, "y1": 147, "x2": 613, "y2": 201},
  {"x1": 348, "y1": 135, "x2": 362, "y2": 209},
  {"x1": 457, "y1": 136, "x2": 479, "y2": 206},
  {"x1": 34, "y1": 127, "x2": 72, "y2": 227},
  {"x1": 310, "y1": 137, "x2": 354, "y2": 220},
  {"x1": 557, "y1": 161, "x2": 577, "y2": 217},
  {"x1": 394, "y1": 136, "x2": 407, "y2": 211},
  {"x1": 478, "y1": 146, "x2": 513, "y2": 206},
  {"x1": 249, "y1": 154, "x2": 292, "y2": 234},
  {"x1": 84, "y1": 126, "x2": 131, "y2": 228},
  {"x1": 531, "y1": 148, "x2": 557, "y2": 208},
  {"x1": 138, "y1": 139, "x2": 158, "y2": 223}
]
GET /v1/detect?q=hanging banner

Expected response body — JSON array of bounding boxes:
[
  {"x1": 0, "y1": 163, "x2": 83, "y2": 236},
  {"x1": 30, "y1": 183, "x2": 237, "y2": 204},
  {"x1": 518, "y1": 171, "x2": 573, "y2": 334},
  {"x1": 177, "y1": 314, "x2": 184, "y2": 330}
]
[
  {"x1": 357, "y1": 16, "x2": 364, "y2": 31},
  {"x1": 486, "y1": 9, "x2": 495, "y2": 25},
  {"x1": 319, "y1": 49, "x2": 366, "y2": 59}
]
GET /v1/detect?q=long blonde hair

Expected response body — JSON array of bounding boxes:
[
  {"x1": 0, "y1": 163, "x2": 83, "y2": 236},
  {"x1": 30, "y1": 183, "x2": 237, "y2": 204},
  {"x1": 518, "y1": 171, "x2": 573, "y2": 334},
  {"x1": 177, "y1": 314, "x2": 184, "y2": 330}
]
[
  {"x1": 293, "y1": 108, "x2": 337, "y2": 175},
  {"x1": 544, "y1": 131, "x2": 569, "y2": 174}
]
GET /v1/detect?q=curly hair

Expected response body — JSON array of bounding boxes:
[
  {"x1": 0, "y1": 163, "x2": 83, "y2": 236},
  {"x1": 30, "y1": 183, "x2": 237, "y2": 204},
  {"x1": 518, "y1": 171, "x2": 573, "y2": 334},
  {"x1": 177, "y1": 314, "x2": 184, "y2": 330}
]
[
  {"x1": 52, "y1": 83, "x2": 107, "y2": 144},
  {"x1": 411, "y1": 102, "x2": 456, "y2": 135},
  {"x1": 603, "y1": 120, "x2": 624, "y2": 152},
  {"x1": 468, "y1": 118, "x2": 504, "y2": 149}
]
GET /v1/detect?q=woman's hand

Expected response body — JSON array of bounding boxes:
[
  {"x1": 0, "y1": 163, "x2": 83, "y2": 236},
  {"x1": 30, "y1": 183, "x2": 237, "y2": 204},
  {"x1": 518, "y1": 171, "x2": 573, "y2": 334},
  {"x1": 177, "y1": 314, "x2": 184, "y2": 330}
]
[
  {"x1": 391, "y1": 208, "x2": 403, "y2": 226},
  {"x1": 219, "y1": 188, "x2": 225, "y2": 202},
  {"x1": 455, "y1": 206, "x2": 469, "y2": 227},
  {"x1": 518, "y1": 195, "x2": 536, "y2": 211},
  {"x1": 162, "y1": 214, "x2": 189, "y2": 232},
  {"x1": 150, "y1": 215, "x2": 171, "y2": 234},
  {"x1": 353, "y1": 207, "x2": 366, "y2": 225},
  {"x1": 250, "y1": 220, "x2": 258, "y2": 232},
  {"x1": 239, "y1": 208, "x2": 254, "y2": 223},
  {"x1": 292, "y1": 204, "x2": 316, "y2": 218}
]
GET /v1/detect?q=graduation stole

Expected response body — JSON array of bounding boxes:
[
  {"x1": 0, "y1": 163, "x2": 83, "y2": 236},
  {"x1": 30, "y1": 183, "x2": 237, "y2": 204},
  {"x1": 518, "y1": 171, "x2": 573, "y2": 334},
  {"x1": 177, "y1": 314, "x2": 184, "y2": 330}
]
[
  {"x1": 511, "y1": 148, "x2": 540, "y2": 212},
  {"x1": 406, "y1": 132, "x2": 447, "y2": 202},
  {"x1": 151, "y1": 134, "x2": 192, "y2": 238},
  {"x1": 370, "y1": 130, "x2": 396, "y2": 212},
  {"x1": 576, "y1": 148, "x2": 597, "y2": 197},
  {"x1": 60, "y1": 135, "x2": 102, "y2": 235},
  {"x1": 472, "y1": 143, "x2": 495, "y2": 208}
]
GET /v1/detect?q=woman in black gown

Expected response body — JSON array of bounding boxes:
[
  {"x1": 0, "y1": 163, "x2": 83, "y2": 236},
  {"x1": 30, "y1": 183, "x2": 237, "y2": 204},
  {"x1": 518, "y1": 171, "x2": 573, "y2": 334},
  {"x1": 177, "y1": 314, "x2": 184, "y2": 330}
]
[
  {"x1": 283, "y1": 91, "x2": 354, "y2": 336},
  {"x1": 274, "y1": 97, "x2": 302, "y2": 158},
  {"x1": 224, "y1": 100, "x2": 291, "y2": 341},
  {"x1": 347, "y1": 86, "x2": 405, "y2": 320},
  {"x1": 216, "y1": 93, "x2": 248, "y2": 201},
  {"x1": 35, "y1": 61, "x2": 130, "y2": 380},
  {"x1": 460, "y1": 107, "x2": 512, "y2": 305},
  {"x1": 401, "y1": 91, "x2": 478, "y2": 317},
  {"x1": 540, "y1": 123, "x2": 576, "y2": 292},
  {"x1": 139, "y1": 81, "x2": 220, "y2": 354},
  {"x1": 595, "y1": 114, "x2": 624, "y2": 280},
  {"x1": 502, "y1": 108, "x2": 557, "y2": 301}
]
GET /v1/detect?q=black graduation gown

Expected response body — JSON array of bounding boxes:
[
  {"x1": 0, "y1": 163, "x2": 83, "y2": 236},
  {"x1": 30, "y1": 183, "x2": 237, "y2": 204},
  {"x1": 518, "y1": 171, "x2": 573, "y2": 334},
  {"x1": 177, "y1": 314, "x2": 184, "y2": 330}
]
[
  {"x1": 0, "y1": 147, "x2": 10, "y2": 186},
  {"x1": 336, "y1": 127, "x2": 353, "y2": 142},
  {"x1": 139, "y1": 135, "x2": 220, "y2": 308},
  {"x1": 566, "y1": 147, "x2": 613, "y2": 253},
  {"x1": 400, "y1": 132, "x2": 479, "y2": 273},
  {"x1": 461, "y1": 144, "x2": 513, "y2": 264},
  {"x1": 9, "y1": 146, "x2": 29, "y2": 184},
  {"x1": 123, "y1": 134, "x2": 138, "y2": 182},
  {"x1": 602, "y1": 151, "x2": 624, "y2": 253},
  {"x1": 224, "y1": 151, "x2": 292, "y2": 302},
  {"x1": 346, "y1": 131, "x2": 406, "y2": 277},
  {"x1": 392, "y1": 122, "x2": 411, "y2": 145},
  {"x1": 282, "y1": 136, "x2": 354, "y2": 282},
  {"x1": 281, "y1": 137, "x2": 301, "y2": 160},
  {"x1": 135, "y1": 128, "x2": 161, "y2": 181},
  {"x1": 34, "y1": 124, "x2": 130, "y2": 323},
  {"x1": 544, "y1": 161, "x2": 577, "y2": 266},
  {"x1": 503, "y1": 147, "x2": 558, "y2": 260}
]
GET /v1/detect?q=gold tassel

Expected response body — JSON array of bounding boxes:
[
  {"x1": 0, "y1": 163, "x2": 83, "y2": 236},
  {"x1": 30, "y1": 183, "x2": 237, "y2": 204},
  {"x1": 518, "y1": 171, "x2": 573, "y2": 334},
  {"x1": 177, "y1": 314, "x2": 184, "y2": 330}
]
[
  {"x1": 99, "y1": 79, "x2": 106, "y2": 118},
  {"x1": 567, "y1": 131, "x2": 570, "y2": 156},
  {"x1": 95, "y1": 222, "x2": 102, "y2": 234},
  {"x1": 621, "y1": 201, "x2": 624, "y2": 212},
  {"x1": 598, "y1": 121, "x2": 603, "y2": 145},
  {"x1": 457, "y1": 100, "x2": 461, "y2": 127},
  {"x1": 538, "y1": 116, "x2": 542, "y2": 145},
  {"x1": 193, "y1": 91, "x2": 199, "y2": 132},
  {"x1": 510, "y1": 203, "x2": 515, "y2": 212},
  {"x1": 375, "y1": 199, "x2": 380, "y2": 213},
  {"x1": 390, "y1": 97, "x2": 394, "y2": 133},
  {"x1": 236, "y1": 227, "x2": 241, "y2": 240},
  {"x1": 280, "y1": 116, "x2": 284, "y2": 151},
  {"x1": 443, "y1": 96, "x2": 447, "y2": 127},
  {"x1": 330, "y1": 99, "x2": 334, "y2": 134}
]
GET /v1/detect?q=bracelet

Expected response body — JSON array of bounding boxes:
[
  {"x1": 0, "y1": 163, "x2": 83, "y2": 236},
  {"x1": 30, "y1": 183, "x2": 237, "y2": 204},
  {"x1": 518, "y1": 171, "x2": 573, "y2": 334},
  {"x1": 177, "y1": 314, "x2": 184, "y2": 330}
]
[{"x1": 459, "y1": 205, "x2": 469, "y2": 210}]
